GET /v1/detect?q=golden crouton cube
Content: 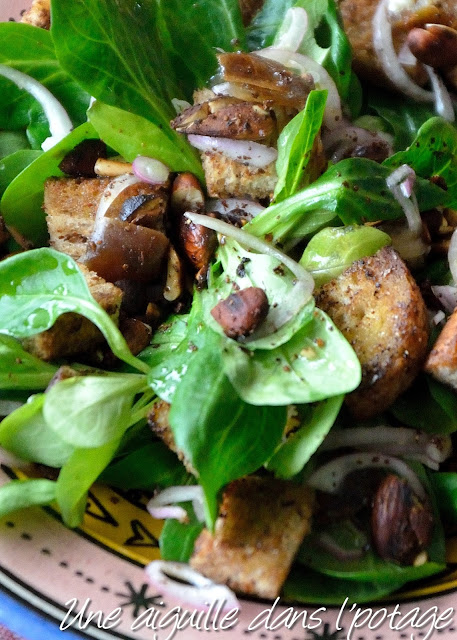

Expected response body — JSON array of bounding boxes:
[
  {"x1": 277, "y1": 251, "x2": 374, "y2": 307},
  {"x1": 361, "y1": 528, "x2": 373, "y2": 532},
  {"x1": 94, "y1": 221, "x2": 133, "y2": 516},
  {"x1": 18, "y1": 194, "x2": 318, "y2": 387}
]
[
  {"x1": 190, "y1": 475, "x2": 313, "y2": 599},
  {"x1": 316, "y1": 246, "x2": 429, "y2": 420},
  {"x1": 21, "y1": 0, "x2": 50, "y2": 29},
  {"x1": 425, "y1": 309, "x2": 457, "y2": 390}
]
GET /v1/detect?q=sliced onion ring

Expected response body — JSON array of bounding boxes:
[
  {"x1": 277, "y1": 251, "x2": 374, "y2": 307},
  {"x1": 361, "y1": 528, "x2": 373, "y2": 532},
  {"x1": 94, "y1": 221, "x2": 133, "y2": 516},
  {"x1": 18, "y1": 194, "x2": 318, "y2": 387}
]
[
  {"x1": 93, "y1": 173, "x2": 140, "y2": 228},
  {"x1": 307, "y1": 452, "x2": 427, "y2": 500},
  {"x1": 386, "y1": 164, "x2": 422, "y2": 235},
  {"x1": 147, "y1": 485, "x2": 205, "y2": 523},
  {"x1": 255, "y1": 48, "x2": 342, "y2": 129},
  {"x1": 432, "y1": 284, "x2": 457, "y2": 312},
  {"x1": 448, "y1": 229, "x2": 457, "y2": 286},
  {"x1": 319, "y1": 426, "x2": 452, "y2": 470},
  {"x1": 425, "y1": 66, "x2": 455, "y2": 123},
  {"x1": 184, "y1": 212, "x2": 314, "y2": 292},
  {"x1": 274, "y1": 7, "x2": 309, "y2": 53},
  {"x1": 187, "y1": 134, "x2": 277, "y2": 169},
  {"x1": 372, "y1": 0, "x2": 434, "y2": 102},
  {"x1": 0, "y1": 64, "x2": 73, "y2": 151},
  {"x1": 144, "y1": 561, "x2": 239, "y2": 612},
  {"x1": 206, "y1": 198, "x2": 265, "y2": 218},
  {"x1": 132, "y1": 156, "x2": 170, "y2": 184}
]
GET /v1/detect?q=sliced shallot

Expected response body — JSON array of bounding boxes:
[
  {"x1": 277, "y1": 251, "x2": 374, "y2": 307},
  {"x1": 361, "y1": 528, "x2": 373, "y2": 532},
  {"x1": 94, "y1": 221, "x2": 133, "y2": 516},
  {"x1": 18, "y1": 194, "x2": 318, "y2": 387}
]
[
  {"x1": 425, "y1": 65, "x2": 455, "y2": 122},
  {"x1": 307, "y1": 452, "x2": 427, "y2": 501},
  {"x1": 187, "y1": 134, "x2": 277, "y2": 169},
  {"x1": 448, "y1": 228, "x2": 457, "y2": 285},
  {"x1": 319, "y1": 426, "x2": 452, "y2": 470},
  {"x1": 144, "y1": 561, "x2": 239, "y2": 612},
  {"x1": 274, "y1": 7, "x2": 309, "y2": 53},
  {"x1": 0, "y1": 64, "x2": 73, "y2": 151},
  {"x1": 432, "y1": 284, "x2": 457, "y2": 313},
  {"x1": 93, "y1": 173, "x2": 140, "y2": 228},
  {"x1": 386, "y1": 164, "x2": 422, "y2": 235},
  {"x1": 207, "y1": 198, "x2": 265, "y2": 218},
  {"x1": 132, "y1": 156, "x2": 170, "y2": 184},
  {"x1": 147, "y1": 485, "x2": 205, "y2": 523},
  {"x1": 372, "y1": 0, "x2": 434, "y2": 102}
]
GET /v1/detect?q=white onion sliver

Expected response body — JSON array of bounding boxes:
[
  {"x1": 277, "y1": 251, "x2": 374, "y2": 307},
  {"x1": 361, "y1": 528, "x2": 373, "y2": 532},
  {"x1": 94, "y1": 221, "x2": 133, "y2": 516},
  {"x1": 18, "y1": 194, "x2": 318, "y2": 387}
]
[
  {"x1": 94, "y1": 174, "x2": 140, "y2": 228},
  {"x1": 307, "y1": 452, "x2": 427, "y2": 500},
  {"x1": 147, "y1": 485, "x2": 205, "y2": 523},
  {"x1": 274, "y1": 7, "x2": 309, "y2": 53},
  {"x1": 372, "y1": 0, "x2": 433, "y2": 102},
  {"x1": 187, "y1": 134, "x2": 277, "y2": 169},
  {"x1": 432, "y1": 284, "x2": 457, "y2": 313},
  {"x1": 432, "y1": 309, "x2": 446, "y2": 326},
  {"x1": 449, "y1": 229, "x2": 457, "y2": 285},
  {"x1": 319, "y1": 426, "x2": 452, "y2": 470},
  {"x1": 425, "y1": 65, "x2": 455, "y2": 123},
  {"x1": 184, "y1": 212, "x2": 314, "y2": 291},
  {"x1": 0, "y1": 64, "x2": 73, "y2": 151},
  {"x1": 145, "y1": 561, "x2": 240, "y2": 612},
  {"x1": 386, "y1": 165, "x2": 422, "y2": 235},
  {"x1": 206, "y1": 198, "x2": 265, "y2": 218},
  {"x1": 255, "y1": 48, "x2": 342, "y2": 129},
  {"x1": 132, "y1": 156, "x2": 170, "y2": 184}
]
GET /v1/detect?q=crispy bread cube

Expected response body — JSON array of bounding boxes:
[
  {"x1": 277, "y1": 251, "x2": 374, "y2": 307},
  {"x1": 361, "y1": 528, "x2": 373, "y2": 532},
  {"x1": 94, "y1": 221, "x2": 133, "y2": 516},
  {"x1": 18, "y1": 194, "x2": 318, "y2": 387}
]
[
  {"x1": 23, "y1": 264, "x2": 122, "y2": 361},
  {"x1": 425, "y1": 309, "x2": 457, "y2": 389},
  {"x1": 190, "y1": 476, "x2": 313, "y2": 599},
  {"x1": 316, "y1": 246, "x2": 429, "y2": 420},
  {"x1": 201, "y1": 151, "x2": 277, "y2": 200},
  {"x1": 147, "y1": 400, "x2": 197, "y2": 475},
  {"x1": 44, "y1": 177, "x2": 168, "y2": 262},
  {"x1": 21, "y1": 0, "x2": 50, "y2": 29}
]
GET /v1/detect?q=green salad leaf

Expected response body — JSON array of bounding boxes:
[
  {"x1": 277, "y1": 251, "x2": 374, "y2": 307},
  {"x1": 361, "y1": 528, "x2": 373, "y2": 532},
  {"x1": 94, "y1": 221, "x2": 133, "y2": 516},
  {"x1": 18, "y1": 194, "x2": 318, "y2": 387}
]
[
  {"x1": 0, "y1": 150, "x2": 42, "y2": 199},
  {"x1": 0, "y1": 479, "x2": 57, "y2": 519},
  {"x1": 0, "y1": 23, "x2": 90, "y2": 148},
  {"x1": 160, "y1": 503, "x2": 204, "y2": 563},
  {"x1": 274, "y1": 89, "x2": 327, "y2": 203},
  {"x1": 1, "y1": 122, "x2": 97, "y2": 245},
  {"x1": 300, "y1": 225, "x2": 391, "y2": 286},
  {"x1": 0, "y1": 394, "x2": 74, "y2": 467},
  {"x1": 0, "y1": 248, "x2": 149, "y2": 373},
  {"x1": 0, "y1": 335, "x2": 57, "y2": 390},
  {"x1": 429, "y1": 472, "x2": 457, "y2": 527},
  {"x1": 169, "y1": 338, "x2": 287, "y2": 527}
]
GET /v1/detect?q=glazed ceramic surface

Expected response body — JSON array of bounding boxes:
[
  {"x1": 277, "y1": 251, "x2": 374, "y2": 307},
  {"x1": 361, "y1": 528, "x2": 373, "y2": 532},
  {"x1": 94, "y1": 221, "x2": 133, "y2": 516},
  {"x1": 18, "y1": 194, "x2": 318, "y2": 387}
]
[{"x1": 1, "y1": 2, "x2": 457, "y2": 639}]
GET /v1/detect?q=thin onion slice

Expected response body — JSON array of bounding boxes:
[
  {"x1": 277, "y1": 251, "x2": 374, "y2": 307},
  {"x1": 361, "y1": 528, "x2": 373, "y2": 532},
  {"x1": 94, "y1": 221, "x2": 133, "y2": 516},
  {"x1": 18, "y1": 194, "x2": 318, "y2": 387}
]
[
  {"x1": 0, "y1": 64, "x2": 73, "y2": 151},
  {"x1": 372, "y1": 0, "x2": 434, "y2": 102},
  {"x1": 448, "y1": 229, "x2": 457, "y2": 285},
  {"x1": 184, "y1": 212, "x2": 314, "y2": 290},
  {"x1": 144, "y1": 561, "x2": 239, "y2": 612},
  {"x1": 386, "y1": 164, "x2": 422, "y2": 235},
  {"x1": 322, "y1": 125, "x2": 393, "y2": 163},
  {"x1": 93, "y1": 173, "x2": 140, "y2": 228},
  {"x1": 187, "y1": 134, "x2": 277, "y2": 169},
  {"x1": 255, "y1": 48, "x2": 342, "y2": 129},
  {"x1": 425, "y1": 66, "x2": 455, "y2": 123},
  {"x1": 319, "y1": 426, "x2": 452, "y2": 470},
  {"x1": 147, "y1": 485, "x2": 205, "y2": 524},
  {"x1": 132, "y1": 156, "x2": 170, "y2": 184},
  {"x1": 432, "y1": 284, "x2": 457, "y2": 313},
  {"x1": 274, "y1": 7, "x2": 309, "y2": 53},
  {"x1": 307, "y1": 452, "x2": 427, "y2": 500}
]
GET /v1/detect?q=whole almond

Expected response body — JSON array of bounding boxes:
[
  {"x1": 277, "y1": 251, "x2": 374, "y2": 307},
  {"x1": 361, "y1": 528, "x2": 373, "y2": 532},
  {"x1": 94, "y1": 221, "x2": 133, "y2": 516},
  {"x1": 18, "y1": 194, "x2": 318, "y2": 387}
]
[{"x1": 406, "y1": 24, "x2": 457, "y2": 69}]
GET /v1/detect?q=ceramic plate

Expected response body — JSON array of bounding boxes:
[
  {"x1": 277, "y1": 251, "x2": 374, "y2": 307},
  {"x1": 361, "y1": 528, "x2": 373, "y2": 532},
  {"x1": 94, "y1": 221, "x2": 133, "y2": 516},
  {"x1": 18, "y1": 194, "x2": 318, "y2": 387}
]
[{"x1": 1, "y1": 3, "x2": 457, "y2": 639}]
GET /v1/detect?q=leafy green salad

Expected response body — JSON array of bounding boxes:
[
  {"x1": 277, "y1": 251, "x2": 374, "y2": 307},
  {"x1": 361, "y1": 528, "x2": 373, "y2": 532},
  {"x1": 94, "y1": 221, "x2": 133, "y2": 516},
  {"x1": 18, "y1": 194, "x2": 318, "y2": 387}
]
[{"x1": 1, "y1": 0, "x2": 457, "y2": 606}]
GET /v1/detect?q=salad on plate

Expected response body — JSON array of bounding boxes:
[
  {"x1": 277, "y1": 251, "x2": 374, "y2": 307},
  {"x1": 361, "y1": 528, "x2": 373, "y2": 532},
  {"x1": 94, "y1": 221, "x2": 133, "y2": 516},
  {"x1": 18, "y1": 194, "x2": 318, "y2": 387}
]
[{"x1": 1, "y1": 0, "x2": 457, "y2": 608}]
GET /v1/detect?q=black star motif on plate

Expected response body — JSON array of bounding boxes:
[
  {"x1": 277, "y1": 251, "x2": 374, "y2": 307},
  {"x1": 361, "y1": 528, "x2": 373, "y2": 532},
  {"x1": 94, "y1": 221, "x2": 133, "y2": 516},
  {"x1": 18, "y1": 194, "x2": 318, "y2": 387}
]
[
  {"x1": 307, "y1": 623, "x2": 346, "y2": 640},
  {"x1": 115, "y1": 581, "x2": 166, "y2": 618}
]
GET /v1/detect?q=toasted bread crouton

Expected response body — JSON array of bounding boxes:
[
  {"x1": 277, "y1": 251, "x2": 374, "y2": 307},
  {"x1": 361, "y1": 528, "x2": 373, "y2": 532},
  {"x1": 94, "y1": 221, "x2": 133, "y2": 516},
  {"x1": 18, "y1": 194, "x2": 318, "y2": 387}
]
[
  {"x1": 202, "y1": 151, "x2": 277, "y2": 200},
  {"x1": 23, "y1": 265, "x2": 122, "y2": 361},
  {"x1": 190, "y1": 476, "x2": 313, "y2": 599},
  {"x1": 44, "y1": 177, "x2": 169, "y2": 261},
  {"x1": 425, "y1": 309, "x2": 457, "y2": 389},
  {"x1": 316, "y1": 246, "x2": 429, "y2": 420},
  {"x1": 21, "y1": 0, "x2": 50, "y2": 29},
  {"x1": 148, "y1": 400, "x2": 197, "y2": 475}
]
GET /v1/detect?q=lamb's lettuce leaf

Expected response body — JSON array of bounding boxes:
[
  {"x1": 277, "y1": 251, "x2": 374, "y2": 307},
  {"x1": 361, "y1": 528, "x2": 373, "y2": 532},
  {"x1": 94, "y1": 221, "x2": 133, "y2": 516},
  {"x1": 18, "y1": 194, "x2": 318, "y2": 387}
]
[
  {"x1": 246, "y1": 158, "x2": 449, "y2": 244},
  {"x1": 0, "y1": 479, "x2": 57, "y2": 519},
  {"x1": 160, "y1": 503, "x2": 204, "y2": 563},
  {"x1": 1, "y1": 122, "x2": 97, "y2": 245},
  {"x1": 0, "y1": 150, "x2": 42, "y2": 198},
  {"x1": 0, "y1": 23, "x2": 90, "y2": 149},
  {"x1": 274, "y1": 89, "x2": 327, "y2": 203},
  {"x1": 0, "y1": 248, "x2": 149, "y2": 373},
  {"x1": 0, "y1": 335, "x2": 57, "y2": 390}
]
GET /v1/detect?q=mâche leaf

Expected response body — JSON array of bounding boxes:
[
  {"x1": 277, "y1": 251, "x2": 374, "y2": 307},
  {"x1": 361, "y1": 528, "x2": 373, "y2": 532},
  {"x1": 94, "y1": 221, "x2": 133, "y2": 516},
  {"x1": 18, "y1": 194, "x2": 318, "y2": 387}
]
[
  {"x1": 0, "y1": 248, "x2": 150, "y2": 373},
  {"x1": 160, "y1": 503, "x2": 204, "y2": 563},
  {"x1": 0, "y1": 335, "x2": 57, "y2": 390},
  {"x1": 1, "y1": 123, "x2": 97, "y2": 245},
  {"x1": 0, "y1": 478, "x2": 57, "y2": 519},
  {"x1": 0, "y1": 150, "x2": 42, "y2": 198}
]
